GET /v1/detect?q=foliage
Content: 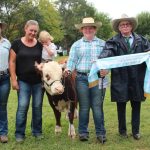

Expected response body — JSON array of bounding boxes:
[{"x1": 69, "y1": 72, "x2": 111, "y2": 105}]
[
  {"x1": 0, "y1": 0, "x2": 42, "y2": 41},
  {"x1": 0, "y1": 0, "x2": 113, "y2": 45},
  {"x1": 95, "y1": 12, "x2": 113, "y2": 40},
  {"x1": 136, "y1": 11, "x2": 150, "y2": 41},
  {"x1": 55, "y1": 0, "x2": 112, "y2": 49},
  {"x1": 55, "y1": 0, "x2": 96, "y2": 49},
  {"x1": 0, "y1": 0, "x2": 63, "y2": 42},
  {"x1": 38, "y1": 0, "x2": 64, "y2": 42}
]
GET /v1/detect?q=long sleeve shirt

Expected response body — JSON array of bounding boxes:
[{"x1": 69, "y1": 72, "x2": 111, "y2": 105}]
[{"x1": 67, "y1": 36, "x2": 105, "y2": 73}]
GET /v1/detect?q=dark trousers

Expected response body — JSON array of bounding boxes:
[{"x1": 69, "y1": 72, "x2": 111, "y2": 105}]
[{"x1": 116, "y1": 101, "x2": 141, "y2": 135}]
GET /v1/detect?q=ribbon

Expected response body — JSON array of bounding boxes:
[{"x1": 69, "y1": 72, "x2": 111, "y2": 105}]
[{"x1": 88, "y1": 51, "x2": 150, "y2": 97}]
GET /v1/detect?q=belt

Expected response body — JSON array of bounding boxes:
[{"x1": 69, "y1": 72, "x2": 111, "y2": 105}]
[
  {"x1": 0, "y1": 69, "x2": 9, "y2": 76},
  {"x1": 77, "y1": 71, "x2": 89, "y2": 76}
]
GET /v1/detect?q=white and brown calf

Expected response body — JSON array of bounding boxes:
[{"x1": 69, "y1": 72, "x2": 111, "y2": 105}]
[{"x1": 35, "y1": 61, "x2": 77, "y2": 139}]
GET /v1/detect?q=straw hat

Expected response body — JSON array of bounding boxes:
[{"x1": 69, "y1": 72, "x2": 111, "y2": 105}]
[
  {"x1": 75, "y1": 17, "x2": 102, "y2": 29},
  {"x1": 0, "y1": 20, "x2": 7, "y2": 30},
  {"x1": 112, "y1": 14, "x2": 138, "y2": 32}
]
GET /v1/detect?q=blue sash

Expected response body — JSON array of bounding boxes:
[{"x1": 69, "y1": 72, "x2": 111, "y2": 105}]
[{"x1": 88, "y1": 51, "x2": 150, "y2": 97}]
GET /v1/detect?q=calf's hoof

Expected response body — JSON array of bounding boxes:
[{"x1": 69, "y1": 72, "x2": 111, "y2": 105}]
[
  {"x1": 55, "y1": 125, "x2": 62, "y2": 134},
  {"x1": 68, "y1": 124, "x2": 76, "y2": 139}
]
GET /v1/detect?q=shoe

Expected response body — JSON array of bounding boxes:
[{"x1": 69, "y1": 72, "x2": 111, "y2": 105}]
[
  {"x1": 35, "y1": 135, "x2": 44, "y2": 140},
  {"x1": 79, "y1": 135, "x2": 89, "y2": 141},
  {"x1": 0, "y1": 135, "x2": 8, "y2": 143},
  {"x1": 119, "y1": 132, "x2": 128, "y2": 138},
  {"x1": 97, "y1": 135, "x2": 107, "y2": 144},
  {"x1": 16, "y1": 137, "x2": 24, "y2": 143},
  {"x1": 133, "y1": 133, "x2": 141, "y2": 140}
]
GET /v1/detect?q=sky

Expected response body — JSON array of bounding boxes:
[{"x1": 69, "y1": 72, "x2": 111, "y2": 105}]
[{"x1": 86, "y1": 0, "x2": 150, "y2": 19}]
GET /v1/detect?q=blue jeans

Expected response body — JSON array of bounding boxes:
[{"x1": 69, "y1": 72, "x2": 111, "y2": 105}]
[
  {"x1": 15, "y1": 80, "x2": 43, "y2": 139},
  {"x1": 76, "y1": 73, "x2": 106, "y2": 137},
  {"x1": 0, "y1": 74, "x2": 10, "y2": 136}
]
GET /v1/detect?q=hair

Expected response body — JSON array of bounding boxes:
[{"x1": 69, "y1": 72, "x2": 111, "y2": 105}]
[
  {"x1": 38, "y1": 30, "x2": 54, "y2": 42},
  {"x1": 0, "y1": 24, "x2": 2, "y2": 29},
  {"x1": 24, "y1": 20, "x2": 39, "y2": 30}
]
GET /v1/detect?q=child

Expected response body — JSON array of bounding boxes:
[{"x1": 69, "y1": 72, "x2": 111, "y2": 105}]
[{"x1": 39, "y1": 30, "x2": 57, "y2": 62}]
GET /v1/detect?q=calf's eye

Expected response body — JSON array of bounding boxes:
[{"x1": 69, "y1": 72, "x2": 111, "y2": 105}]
[{"x1": 45, "y1": 74, "x2": 51, "y2": 81}]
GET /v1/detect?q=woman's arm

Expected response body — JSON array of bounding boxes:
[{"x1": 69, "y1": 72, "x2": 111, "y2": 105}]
[{"x1": 9, "y1": 49, "x2": 19, "y2": 90}]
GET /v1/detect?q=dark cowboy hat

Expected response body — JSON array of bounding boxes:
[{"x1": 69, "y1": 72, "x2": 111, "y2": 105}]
[{"x1": 112, "y1": 14, "x2": 138, "y2": 32}]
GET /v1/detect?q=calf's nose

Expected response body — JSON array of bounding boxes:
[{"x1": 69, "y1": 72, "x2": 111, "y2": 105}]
[{"x1": 55, "y1": 86, "x2": 64, "y2": 94}]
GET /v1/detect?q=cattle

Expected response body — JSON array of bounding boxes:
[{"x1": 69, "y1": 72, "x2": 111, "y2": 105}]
[{"x1": 35, "y1": 61, "x2": 77, "y2": 139}]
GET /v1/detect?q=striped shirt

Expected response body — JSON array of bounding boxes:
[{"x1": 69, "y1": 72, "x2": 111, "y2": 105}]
[
  {"x1": 67, "y1": 36, "x2": 105, "y2": 73},
  {"x1": 0, "y1": 38, "x2": 11, "y2": 71}
]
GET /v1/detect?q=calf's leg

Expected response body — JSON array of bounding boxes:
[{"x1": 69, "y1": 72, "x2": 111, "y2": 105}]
[
  {"x1": 46, "y1": 92, "x2": 62, "y2": 133},
  {"x1": 68, "y1": 101, "x2": 76, "y2": 138}
]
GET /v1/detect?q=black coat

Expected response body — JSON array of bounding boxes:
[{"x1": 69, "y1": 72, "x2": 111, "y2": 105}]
[{"x1": 99, "y1": 33, "x2": 150, "y2": 102}]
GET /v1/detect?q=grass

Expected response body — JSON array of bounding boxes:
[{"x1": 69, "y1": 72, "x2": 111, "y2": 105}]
[
  {"x1": 1, "y1": 56, "x2": 150, "y2": 149},
  {"x1": 1, "y1": 88, "x2": 150, "y2": 150}
]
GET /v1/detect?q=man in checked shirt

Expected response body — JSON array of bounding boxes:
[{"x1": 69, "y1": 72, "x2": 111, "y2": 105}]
[{"x1": 65, "y1": 17, "x2": 108, "y2": 144}]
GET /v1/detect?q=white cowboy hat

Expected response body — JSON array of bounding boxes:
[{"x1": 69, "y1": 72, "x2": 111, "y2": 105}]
[
  {"x1": 112, "y1": 14, "x2": 138, "y2": 32},
  {"x1": 75, "y1": 17, "x2": 102, "y2": 29},
  {"x1": 0, "y1": 20, "x2": 7, "y2": 30}
]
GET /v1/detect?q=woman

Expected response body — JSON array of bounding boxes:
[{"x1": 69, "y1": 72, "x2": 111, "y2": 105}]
[
  {"x1": 0, "y1": 21, "x2": 11, "y2": 143},
  {"x1": 9, "y1": 20, "x2": 43, "y2": 142}
]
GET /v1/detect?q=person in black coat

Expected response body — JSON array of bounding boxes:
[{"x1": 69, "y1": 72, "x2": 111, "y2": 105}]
[{"x1": 99, "y1": 14, "x2": 150, "y2": 140}]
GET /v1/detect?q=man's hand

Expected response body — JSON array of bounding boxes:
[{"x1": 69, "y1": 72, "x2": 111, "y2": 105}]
[
  {"x1": 64, "y1": 69, "x2": 71, "y2": 77},
  {"x1": 99, "y1": 69, "x2": 109, "y2": 78}
]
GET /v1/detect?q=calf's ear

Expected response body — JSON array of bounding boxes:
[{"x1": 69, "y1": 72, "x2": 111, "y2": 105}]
[
  {"x1": 59, "y1": 63, "x2": 67, "y2": 71},
  {"x1": 34, "y1": 61, "x2": 44, "y2": 71}
]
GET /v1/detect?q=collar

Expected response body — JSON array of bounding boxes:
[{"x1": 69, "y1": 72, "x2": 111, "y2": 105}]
[
  {"x1": 82, "y1": 36, "x2": 98, "y2": 42},
  {"x1": 122, "y1": 34, "x2": 133, "y2": 39}
]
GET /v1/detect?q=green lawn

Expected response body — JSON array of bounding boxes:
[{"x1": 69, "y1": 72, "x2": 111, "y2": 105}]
[{"x1": 1, "y1": 87, "x2": 150, "y2": 150}]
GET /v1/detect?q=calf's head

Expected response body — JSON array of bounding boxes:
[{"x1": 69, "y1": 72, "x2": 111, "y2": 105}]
[{"x1": 35, "y1": 61, "x2": 64, "y2": 95}]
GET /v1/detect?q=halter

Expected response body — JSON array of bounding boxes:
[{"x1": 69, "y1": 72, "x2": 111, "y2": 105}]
[{"x1": 43, "y1": 80, "x2": 62, "y2": 87}]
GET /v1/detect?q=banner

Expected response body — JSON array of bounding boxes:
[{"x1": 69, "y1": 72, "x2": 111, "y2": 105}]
[{"x1": 88, "y1": 51, "x2": 150, "y2": 97}]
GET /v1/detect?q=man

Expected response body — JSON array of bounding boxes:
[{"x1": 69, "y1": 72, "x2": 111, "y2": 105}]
[
  {"x1": 65, "y1": 17, "x2": 108, "y2": 143},
  {"x1": 99, "y1": 14, "x2": 150, "y2": 140},
  {"x1": 0, "y1": 20, "x2": 11, "y2": 143}
]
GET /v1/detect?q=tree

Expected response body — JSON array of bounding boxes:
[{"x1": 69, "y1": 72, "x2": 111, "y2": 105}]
[
  {"x1": 0, "y1": 0, "x2": 63, "y2": 42},
  {"x1": 0, "y1": 0, "x2": 42, "y2": 41},
  {"x1": 55, "y1": 0, "x2": 96, "y2": 49},
  {"x1": 55, "y1": 0, "x2": 113, "y2": 49},
  {"x1": 136, "y1": 11, "x2": 150, "y2": 41},
  {"x1": 95, "y1": 12, "x2": 113, "y2": 40},
  {"x1": 38, "y1": 0, "x2": 64, "y2": 42}
]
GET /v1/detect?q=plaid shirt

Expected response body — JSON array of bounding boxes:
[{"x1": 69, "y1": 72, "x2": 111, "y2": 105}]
[{"x1": 67, "y1": 36, "x2": 105, "y2": 73}]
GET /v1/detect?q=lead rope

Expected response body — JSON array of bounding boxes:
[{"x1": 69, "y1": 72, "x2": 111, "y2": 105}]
[
  {"x1": 101, "y1": 77, "x2": 104, "y2": 100},
  {"x1": 101, "y1": 77, "x2": 105, "y2": 144}
]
